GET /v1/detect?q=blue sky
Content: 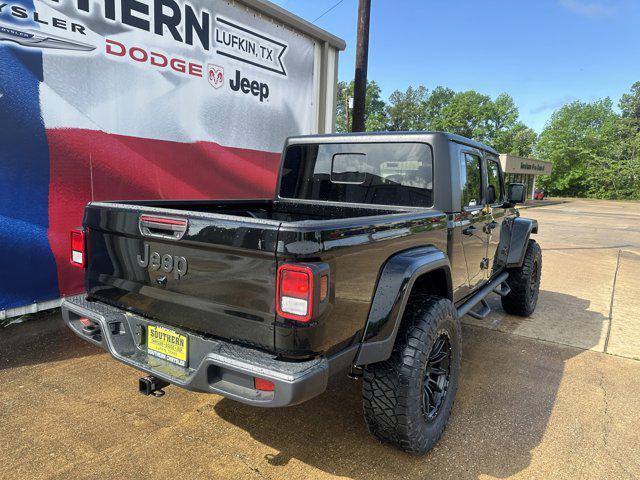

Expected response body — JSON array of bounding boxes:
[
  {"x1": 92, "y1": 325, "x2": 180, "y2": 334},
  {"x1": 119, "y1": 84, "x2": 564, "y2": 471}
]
[{"x1": 271, "y1": 0, "x2": 640, "y2": 132}]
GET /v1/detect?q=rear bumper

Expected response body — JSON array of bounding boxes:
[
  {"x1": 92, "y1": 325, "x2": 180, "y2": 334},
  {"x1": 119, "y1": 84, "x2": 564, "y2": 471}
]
[{"x1": 61, "y1": 294, "x2": 356, "y2": 407}]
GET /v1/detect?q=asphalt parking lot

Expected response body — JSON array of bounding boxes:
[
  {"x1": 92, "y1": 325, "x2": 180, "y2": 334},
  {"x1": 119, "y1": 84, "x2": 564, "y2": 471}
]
[{"x1": 1, "y1": 198, "x2": 640, "y2": 480}]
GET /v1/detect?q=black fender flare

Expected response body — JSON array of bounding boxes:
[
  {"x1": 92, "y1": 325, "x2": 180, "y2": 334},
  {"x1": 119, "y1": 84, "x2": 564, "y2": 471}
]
[
  {"x1": 505, "y1": 217, "x2": 538, "y2": 268},
  {"x1": 354, "y1": 246, "x2": 452, "y2": 366}
]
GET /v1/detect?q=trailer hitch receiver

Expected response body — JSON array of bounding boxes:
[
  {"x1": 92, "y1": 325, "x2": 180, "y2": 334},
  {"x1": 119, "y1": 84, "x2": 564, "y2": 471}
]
[{"x1": 139, "y1": 375, "x2": 169, "y2": 397}]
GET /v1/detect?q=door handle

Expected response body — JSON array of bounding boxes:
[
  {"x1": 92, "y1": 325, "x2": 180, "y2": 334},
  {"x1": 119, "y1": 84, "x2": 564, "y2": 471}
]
[
  {"x1": 139, "y1": 215, "x2": 188, "y2": 240},
  {"x1": 462, "y1": 225, "x2": 476, "y2": 236}
]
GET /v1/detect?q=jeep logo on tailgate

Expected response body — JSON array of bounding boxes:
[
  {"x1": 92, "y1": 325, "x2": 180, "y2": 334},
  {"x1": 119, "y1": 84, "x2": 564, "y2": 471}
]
[{"x1": 137, "y1": 243, "x2": 188, "y2": 279}]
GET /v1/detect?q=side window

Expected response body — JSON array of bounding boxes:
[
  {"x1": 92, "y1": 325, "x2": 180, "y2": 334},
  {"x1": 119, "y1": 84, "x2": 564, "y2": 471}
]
[
  {"x1": 486, "y1": 158, "x2": 503, "y2": 205},
  {"x1": 461, "y1": 153, "x2": 482, "y2": 208}
]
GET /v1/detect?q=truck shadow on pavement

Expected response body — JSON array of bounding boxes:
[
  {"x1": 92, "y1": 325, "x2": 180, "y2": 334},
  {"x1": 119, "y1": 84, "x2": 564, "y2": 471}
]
[
  {"x1": 215, "y1": 290, "x2": 604, "y2": 479},
  {"x1": 0, "y1": 311, "x2": 102, "y2": 371}
]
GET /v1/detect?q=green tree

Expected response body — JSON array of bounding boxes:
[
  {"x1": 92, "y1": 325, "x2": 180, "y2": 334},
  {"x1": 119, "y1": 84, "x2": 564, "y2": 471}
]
[
  {"x1": 330, "y1": 77, "x2": 640, "y2": 199},
  {"x1": 619, "y1": 81, "x2": 640, "y2": 135},
  {"x1": 334, "y1": 81, "x2": 538, "y2": 156},
  {"x1": 335, "y1": 80, "x2": 386, "y2": 132},
  {"x1": 508, "y1": 125, "x2": 538, "y2": 157},
  {"x1": 429, "y1": 90, "x2": 494, "y2": 139},
  {"x1": 386, "y1": 85, "x2": 430, "y2": 131},
  {"x1": 536, "y1": 99, "x2": 640, "y2": 199},
  {"x1": 619, "y1": 81, "x2": 640, "y2": 120},
  {"x1": 486, "y1": 93, "x2": 520, "y2": 152},
  {"x1": 422, "y1": 86, "x2": 455, "y2": 128}
]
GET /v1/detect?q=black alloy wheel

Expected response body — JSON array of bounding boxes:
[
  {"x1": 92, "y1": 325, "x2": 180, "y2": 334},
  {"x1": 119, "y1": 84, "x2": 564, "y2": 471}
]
[{"x1": 422, "y1": 333, "x2": 452, "y2": 421}]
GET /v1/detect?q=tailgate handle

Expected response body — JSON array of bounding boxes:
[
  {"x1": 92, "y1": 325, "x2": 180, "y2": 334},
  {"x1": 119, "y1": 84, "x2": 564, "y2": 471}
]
[{"x1": 139, "y1": 215, "x2": 188, "y2": 240}]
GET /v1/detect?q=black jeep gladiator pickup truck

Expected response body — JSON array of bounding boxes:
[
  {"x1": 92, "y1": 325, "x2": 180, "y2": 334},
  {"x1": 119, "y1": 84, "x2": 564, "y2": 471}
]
[{"x1": 62, "y1": 132, "x2": 541, "y2": 454}]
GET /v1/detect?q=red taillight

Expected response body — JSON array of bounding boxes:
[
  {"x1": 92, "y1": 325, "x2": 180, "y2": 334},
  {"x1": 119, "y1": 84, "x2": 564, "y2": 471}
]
[
  {"x1": 69, "y1": 228, "x2": 86, "y2": 268},
  {"x1": 282, "y1": 270, "x2": 310, "y2": 296},
  {"x1": 254, "y1": 377, "x2": 275, "y2": 392},
  {"x1": 276, "y1": 264, "x2": 314, "y2": 322}
]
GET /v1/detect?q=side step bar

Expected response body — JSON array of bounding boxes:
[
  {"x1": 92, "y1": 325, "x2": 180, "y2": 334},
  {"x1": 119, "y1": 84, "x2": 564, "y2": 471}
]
[
  {"x1": 467, "y1": 299, "x2": 490, "y2": 320},
  {"x1": 457, "y1": 272, "x2": 509, "y2": 319},
  {"x1": 493, "y1": 282, "x2": 511, "y2": 297}
]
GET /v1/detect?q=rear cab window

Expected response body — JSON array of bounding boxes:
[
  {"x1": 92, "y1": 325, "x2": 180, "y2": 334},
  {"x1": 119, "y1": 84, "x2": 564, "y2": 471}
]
[{"x1": 279, "y1": 142, "x2": 434, "y2": 208}]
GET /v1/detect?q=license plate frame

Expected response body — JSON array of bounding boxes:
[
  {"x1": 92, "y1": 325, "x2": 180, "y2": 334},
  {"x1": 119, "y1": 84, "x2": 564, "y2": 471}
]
[{"x1": 147, "y1": 324, "x2": 188, "y2": 368}]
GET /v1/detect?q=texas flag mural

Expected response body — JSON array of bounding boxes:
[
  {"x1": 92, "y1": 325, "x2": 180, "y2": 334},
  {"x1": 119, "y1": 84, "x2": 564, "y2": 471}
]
[{"x1": 0, "y1": 0, "x2": 319, "y2": 311}]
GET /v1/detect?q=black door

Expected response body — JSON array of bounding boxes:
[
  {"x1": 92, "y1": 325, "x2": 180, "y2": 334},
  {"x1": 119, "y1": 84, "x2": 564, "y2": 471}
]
[
  {"x1": 459, "y1": 151, "x2": 489, "y2": 291},
  {"x1": 484, "y1": 155, "x2": 507, "y2": 276}
]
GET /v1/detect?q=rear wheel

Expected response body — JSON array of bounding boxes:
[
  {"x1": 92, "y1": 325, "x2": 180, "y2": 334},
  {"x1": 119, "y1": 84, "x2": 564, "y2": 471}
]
[
  {"x1": 501, "y1": 239, "x2": 542, "y2": 316},
  {"x1": 362, "y1": 296, "x2": 461, "y2": 454}
]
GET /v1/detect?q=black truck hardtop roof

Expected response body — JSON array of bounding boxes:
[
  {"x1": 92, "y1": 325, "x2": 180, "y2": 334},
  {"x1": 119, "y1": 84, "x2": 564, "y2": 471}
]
[
  {"x1": 285, "y1": 131, "x2": 498, "y2": 156},
  {"x1": 281, "y1": 131, "x2": 499, "y2": 213}
]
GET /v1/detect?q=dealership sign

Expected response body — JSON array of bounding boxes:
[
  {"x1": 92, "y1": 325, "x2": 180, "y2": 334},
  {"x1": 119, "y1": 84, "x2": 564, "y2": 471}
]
[
  {"x1": 499, "y1": 155, "x2": 552, "y2": 176},
  {"x1": 0, "y1": 0, "x2": 318, "y2": 311},
  {"x1": 215, "y1": 16, "x2": 287, "y2": 76},
  {"x1": 0, "y1": 0, "x2": 302, "y2": 113}
]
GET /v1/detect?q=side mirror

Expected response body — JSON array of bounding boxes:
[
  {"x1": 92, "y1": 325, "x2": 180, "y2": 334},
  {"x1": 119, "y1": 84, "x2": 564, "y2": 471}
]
[
  {"x1": 508, "y1": 183, "x2": 527, "y2": 204},
  {"x1": 487, "y1": 185, "x2": 497, "y2": 204}
]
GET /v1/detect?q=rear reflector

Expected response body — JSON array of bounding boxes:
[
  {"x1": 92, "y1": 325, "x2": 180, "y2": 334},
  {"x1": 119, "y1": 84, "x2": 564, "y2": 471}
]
[
  {"x1": 69, "y1": 228, "x2": 86, "y2": 268},
  {"x1": 276, "y1": 264, "x2": 314, "y2": 322},
  {"x1": 320, "y1": 275, "x2": 329, "y2": 301},
  {"x1": 254, "y1": 377, "x2": 275, "y2": 392}
]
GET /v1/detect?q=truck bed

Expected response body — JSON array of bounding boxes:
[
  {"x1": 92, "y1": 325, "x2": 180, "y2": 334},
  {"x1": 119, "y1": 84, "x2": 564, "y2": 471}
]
[
  {"x1": 82, "y1": 198, "x2": 446, "y2": 357},
  {"x1": 118, "y1": 199, "x2": 403, "y2": 222}
]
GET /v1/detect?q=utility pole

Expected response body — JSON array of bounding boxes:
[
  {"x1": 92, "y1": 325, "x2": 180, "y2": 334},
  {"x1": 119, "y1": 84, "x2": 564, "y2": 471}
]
[{"x1": 351, "y1": 0, "x2": 371, "y2": 133}]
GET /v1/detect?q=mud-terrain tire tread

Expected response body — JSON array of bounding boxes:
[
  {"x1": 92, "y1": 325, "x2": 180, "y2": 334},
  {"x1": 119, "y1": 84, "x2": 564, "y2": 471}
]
[
  {"x1": 362, "y1": 295, "x2": 461, "y2": 454},
  {"x1": 501, "y1": 239, "x2": 542, "y2": 316}
]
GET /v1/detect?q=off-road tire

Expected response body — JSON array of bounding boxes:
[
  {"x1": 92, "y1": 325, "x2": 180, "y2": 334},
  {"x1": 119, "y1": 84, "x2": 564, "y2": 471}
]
[
  {"x1": 362, "y1": 296, "x2": 461, "y2": 454},
  {"x1": 501, "y1": 239, "x2": 542, "y2": 316}
]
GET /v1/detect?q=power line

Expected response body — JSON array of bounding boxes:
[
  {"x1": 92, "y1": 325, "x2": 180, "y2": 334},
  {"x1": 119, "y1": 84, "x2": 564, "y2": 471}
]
[{"x1": 313, "y1": 0, "x2": 346, "y2": 23}]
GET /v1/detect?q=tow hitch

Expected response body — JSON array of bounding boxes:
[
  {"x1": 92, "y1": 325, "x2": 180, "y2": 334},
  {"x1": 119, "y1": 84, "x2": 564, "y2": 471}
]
[{"x1": 139, "y1": 375, "x2": 169, "y2": 397}]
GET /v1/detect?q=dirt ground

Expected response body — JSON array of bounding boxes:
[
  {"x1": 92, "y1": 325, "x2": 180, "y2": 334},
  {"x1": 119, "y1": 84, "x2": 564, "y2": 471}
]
[{"x1": 1, "y1": 198, "x2": 640, "y2": 480}]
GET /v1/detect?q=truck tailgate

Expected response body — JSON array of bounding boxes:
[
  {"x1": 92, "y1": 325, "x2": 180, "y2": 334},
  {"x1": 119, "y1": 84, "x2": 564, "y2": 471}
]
[{"x1": 83, "y1": 203, "x2": 280, "y2": 351}]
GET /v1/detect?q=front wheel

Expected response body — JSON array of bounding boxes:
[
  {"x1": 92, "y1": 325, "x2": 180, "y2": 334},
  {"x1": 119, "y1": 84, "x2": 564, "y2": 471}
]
[
  {"x1": 501, "y1": 239, "x2": 542, "y2": 316},
  {"x1": 362, "y1": 296, "x2": 461, "y2": 454}
]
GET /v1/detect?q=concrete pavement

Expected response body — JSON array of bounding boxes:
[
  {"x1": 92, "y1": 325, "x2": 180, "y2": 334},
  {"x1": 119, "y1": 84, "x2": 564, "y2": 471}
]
[
  {"x1": 466, "y1": 198, "x2": 640, "y2": 360},
  {"x1": 1, "y1": 198, "x2": 640, "y2": 479},
  {"x1": 1, "y1": 315, "x2": 639, "y2": 480}
]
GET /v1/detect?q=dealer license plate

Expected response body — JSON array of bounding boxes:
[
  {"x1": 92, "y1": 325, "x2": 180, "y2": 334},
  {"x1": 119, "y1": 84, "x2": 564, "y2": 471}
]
[{"x1": 147, "y1": 325, "x2": 188, "y2": 367}]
